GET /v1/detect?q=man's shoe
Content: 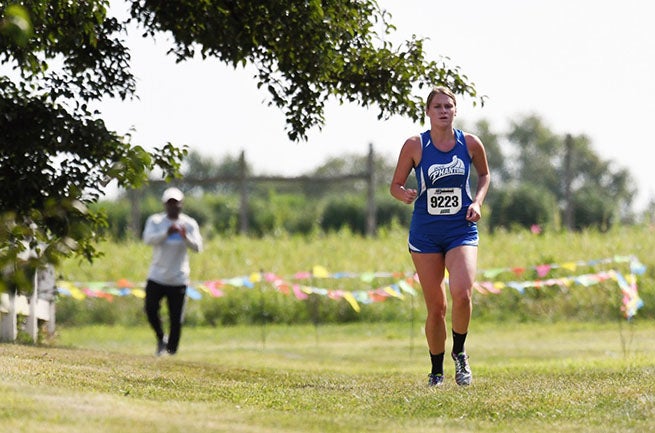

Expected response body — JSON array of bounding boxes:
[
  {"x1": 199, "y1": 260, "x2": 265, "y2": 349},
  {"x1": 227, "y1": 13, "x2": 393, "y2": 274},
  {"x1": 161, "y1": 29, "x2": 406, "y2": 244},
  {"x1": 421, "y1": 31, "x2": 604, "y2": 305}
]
[
  {"x1": 156, "y1": 337, "x2": 168, "y2": 356},
  {"x1": 452, "y1": 352, "x2": 472, "y2": 386},
  {"x1": 427, "y1": 373, "x2": 444, "y2": 387}
]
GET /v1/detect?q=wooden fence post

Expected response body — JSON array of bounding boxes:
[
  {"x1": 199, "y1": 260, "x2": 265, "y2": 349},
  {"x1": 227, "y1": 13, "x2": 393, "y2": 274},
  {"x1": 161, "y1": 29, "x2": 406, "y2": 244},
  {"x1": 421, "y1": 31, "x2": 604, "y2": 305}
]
[
  {"x1": 563, "y1": 134, "x2": 574, "y2": 231},
  {"x1": 366, "y1": 143, "x2": 377, "y2": 238},
  {"x1": 238, "y1": 150, "x2": 249, "y2": 235},
  {"x1": 128, "y1": 188, "x2": 142, "y2": 238},
  {"x1": 25, "y1": 271, "x2": 39, "y2": 342}
]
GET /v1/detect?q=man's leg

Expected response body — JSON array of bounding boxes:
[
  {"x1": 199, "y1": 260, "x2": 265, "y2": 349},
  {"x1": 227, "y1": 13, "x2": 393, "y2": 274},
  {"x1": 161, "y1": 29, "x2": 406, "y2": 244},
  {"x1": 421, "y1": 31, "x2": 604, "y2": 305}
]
[
  {"x1": 145, "y1": 280, "x2": 165, "y2": 342},
  {"x1": 145, "y1": 280, "x2": 168, "y2": 355},
  {"x1": 165, "y1": 285, "x2": 187, "y2": 354}
]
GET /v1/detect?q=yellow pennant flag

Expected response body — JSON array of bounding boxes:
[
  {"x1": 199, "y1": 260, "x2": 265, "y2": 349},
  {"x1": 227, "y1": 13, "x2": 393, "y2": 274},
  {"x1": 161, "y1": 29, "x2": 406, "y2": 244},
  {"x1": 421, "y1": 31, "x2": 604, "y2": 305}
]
[
  {"x1": 249, "y1": 272, "x2": 262, "y2": 283},
  {"x1": 383, "y1": 286, "x2": 404, "y2": 299},
  {"x1": 58, "y1": 281, "x2": 86, "y2": 300},
  {"x1": 312, "y1": 265, "x2": 330, "y2": 278},
  {"x1": 341, "y1": 292, "x2": 361, "y2": 313},
  {"x1": 561, "y1": 262, "x2": 577, "y2": 272}
]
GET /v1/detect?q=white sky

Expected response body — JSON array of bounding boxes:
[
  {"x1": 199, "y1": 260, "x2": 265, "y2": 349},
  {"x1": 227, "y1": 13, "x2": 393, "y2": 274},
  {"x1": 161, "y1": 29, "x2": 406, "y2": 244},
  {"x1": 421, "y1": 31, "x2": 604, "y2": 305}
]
[{"x1": 96, "y1": 0, "x2": 655, "y2": 211}]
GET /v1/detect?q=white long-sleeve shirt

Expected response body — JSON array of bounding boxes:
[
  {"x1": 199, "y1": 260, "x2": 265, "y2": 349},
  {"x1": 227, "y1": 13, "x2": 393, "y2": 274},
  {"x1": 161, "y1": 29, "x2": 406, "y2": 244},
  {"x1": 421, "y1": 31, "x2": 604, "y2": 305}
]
[{"x1": 142, "y1": 212, "x2": 203, "y2": 286}]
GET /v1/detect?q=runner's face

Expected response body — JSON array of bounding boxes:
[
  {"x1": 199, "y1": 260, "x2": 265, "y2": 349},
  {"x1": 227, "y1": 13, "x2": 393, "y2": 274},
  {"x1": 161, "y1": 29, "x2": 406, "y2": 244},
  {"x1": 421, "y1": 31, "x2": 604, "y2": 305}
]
[
  {"x1": 165, "y1": 200, "x2": 182, "y2": 219},
  {"x1": 426, "y1": 93, "x2": 456, "y2": 126}
]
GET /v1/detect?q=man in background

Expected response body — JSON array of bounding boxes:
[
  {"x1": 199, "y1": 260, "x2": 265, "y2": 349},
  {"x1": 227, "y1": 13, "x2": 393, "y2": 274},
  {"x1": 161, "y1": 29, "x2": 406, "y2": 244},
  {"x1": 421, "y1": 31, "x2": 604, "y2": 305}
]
[{"x1": 142, "y1": 187, "x2": 203, "y2": 356}]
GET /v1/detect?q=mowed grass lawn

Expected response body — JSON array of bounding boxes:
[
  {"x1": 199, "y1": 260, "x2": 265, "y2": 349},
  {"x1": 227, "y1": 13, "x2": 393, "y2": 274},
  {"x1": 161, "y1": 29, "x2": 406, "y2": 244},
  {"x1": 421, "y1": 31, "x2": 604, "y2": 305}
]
[{"x1": 2, "y1": 320, "x2": 654, "y2": 433}]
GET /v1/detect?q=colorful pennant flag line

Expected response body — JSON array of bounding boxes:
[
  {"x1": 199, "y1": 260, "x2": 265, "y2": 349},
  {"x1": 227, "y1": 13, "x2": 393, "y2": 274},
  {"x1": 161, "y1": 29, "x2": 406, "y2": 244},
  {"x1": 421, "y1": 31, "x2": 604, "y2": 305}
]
[
  {"x1": 474, "y1": 269, "x2": 643, "y2": 319},
  {"x1": 478, "y1": 254, "x2": 646, "y2": 280},
  {"x1": 56, "y1": 256, "x2": 645, "y2": 319}
]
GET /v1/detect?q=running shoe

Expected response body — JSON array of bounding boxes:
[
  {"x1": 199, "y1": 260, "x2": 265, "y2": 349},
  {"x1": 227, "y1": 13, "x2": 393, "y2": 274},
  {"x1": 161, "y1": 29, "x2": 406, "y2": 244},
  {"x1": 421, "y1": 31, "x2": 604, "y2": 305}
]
[
  {"x1": 452, "y1": 352, "x2": 472, "y2": 386},
  {"x1": 427, "y1": 373, "x2": 444, "y2": 387},
  {"x1": 156, "y1": 337, "x2": 168, "y2": 357}
]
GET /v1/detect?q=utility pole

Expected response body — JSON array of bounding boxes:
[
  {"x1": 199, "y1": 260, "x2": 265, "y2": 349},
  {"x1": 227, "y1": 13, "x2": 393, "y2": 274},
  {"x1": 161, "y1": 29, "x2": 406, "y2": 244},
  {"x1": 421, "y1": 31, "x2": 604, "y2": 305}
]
[
  {"x1": 128, "y1": 188, "x2": 141, "y2": 238},
  {"x1": 563, "y1": 134, "x2": 574, "y2": 231},
  {"x1": 366, "y1": 143, "x2": 377, "y2": 237},
  {"x1": 238, "y1": 150, "x2": 249, "y2": 234}
]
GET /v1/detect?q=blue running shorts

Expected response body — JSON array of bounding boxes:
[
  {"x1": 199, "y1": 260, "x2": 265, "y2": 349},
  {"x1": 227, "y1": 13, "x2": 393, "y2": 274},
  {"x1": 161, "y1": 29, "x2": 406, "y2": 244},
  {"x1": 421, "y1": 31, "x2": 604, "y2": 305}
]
[{"x1": 408, "y1": 222, "x2": 478, "y2": 254}]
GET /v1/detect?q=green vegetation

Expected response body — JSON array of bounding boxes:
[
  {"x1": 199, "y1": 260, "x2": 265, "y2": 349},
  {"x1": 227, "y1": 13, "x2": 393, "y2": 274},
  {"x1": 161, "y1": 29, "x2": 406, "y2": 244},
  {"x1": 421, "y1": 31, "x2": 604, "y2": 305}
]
[{"x1": 53, "y1": 225, "x2": 655, "y2": 327}]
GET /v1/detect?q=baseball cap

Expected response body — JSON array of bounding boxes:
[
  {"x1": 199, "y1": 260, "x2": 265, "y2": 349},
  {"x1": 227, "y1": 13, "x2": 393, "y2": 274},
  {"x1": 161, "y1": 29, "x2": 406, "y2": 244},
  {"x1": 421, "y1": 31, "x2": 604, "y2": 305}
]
[{"x1": 162, "y1": 187, "x2": 184, "y2": 203}]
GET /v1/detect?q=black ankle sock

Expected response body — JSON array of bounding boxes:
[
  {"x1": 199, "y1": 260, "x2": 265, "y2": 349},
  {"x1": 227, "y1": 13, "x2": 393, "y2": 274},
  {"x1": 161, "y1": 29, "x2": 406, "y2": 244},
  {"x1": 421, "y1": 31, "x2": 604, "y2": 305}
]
[
  {"x1": 429, "y1": 351, "x2": 445, "y2": 375},
  {"x1": 452, "y1": 330, "x2": 468, "y2": 355}
]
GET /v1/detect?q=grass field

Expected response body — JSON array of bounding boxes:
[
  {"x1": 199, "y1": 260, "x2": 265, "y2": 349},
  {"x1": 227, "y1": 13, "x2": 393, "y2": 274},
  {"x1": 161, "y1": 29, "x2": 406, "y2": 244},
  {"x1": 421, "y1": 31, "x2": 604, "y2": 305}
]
[
  {"x1": 54, "y1": 225, "x2": 655, "y2": 324},
  {"x1": 2, "y1": 226, "x2": 655, "y2": 432},
  {"x1": 2, "y1": 321, "x2": 655, "y2": 433}
]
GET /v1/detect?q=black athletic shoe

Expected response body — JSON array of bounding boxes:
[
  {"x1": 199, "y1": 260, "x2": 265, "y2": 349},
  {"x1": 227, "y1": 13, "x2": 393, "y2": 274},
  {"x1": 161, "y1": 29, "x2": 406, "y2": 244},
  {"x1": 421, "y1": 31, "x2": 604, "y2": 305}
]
[
  {"x1": 156, "y1": 337, "x2": 168, "y2": 356},
  {"x1": 427, "y1": 373, "x2": 444, "y2": 387}
]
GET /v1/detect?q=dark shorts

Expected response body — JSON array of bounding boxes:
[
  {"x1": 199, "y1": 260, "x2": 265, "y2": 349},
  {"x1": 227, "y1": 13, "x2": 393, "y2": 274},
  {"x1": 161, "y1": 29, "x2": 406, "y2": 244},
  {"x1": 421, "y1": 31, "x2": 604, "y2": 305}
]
[{"x1": 408, "y1": 222, "x2": 478, "y2": 254}]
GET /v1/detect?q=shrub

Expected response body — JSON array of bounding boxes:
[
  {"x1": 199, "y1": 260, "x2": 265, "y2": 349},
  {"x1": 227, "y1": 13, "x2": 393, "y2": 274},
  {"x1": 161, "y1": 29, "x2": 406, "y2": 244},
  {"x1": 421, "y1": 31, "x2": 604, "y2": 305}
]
[
  {"x1": 375, "y1": 196, "x2": 412, "y2": 228},
  {"x1": 320, "y1": 196, "x2": 366, "y2": 234},
  {"x1": 56, "y1": 296, "x2": 146, "y2": 327},
  {"x1": 489, "y1": 184, "x2": 558, "y2": 232}
]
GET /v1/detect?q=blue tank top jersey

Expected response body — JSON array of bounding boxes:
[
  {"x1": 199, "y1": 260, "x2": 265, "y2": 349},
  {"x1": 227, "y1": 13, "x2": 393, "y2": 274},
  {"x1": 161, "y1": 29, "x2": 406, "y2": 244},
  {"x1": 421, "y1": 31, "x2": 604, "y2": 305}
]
[{"x1": 410, "y1": 128, "x2": 473, "y2": 234}]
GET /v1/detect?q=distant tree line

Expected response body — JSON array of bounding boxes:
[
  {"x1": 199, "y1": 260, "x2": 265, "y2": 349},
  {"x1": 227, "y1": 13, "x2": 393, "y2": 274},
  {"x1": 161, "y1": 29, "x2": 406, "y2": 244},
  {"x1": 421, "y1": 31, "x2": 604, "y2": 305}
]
[
  {"x1": 472, "y1": 114, "x2": 636, "y2": 231},
  {"x1": 96, "y1": 114, "x2": 640, "y2": 239}
]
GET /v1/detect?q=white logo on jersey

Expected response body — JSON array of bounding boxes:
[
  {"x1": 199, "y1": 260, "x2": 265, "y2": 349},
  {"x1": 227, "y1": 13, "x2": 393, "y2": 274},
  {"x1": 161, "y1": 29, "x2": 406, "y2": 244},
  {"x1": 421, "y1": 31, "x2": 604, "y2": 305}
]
[{"x1": 427, "y1": 156, "x2": 465, "y2": 183}]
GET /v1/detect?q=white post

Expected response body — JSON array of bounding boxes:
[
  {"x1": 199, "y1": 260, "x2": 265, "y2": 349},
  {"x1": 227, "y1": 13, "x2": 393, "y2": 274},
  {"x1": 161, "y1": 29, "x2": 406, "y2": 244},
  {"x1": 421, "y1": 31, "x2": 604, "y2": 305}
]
[
  {"x1": 0, "y1": 292, "x2": 18, "y2": 342},
  {"x1": 47, "y1": 301, "x2": 56, "y2": 335},
  {"x1": 25, "y1": 270, "x2": 39, "y2": 342},
  {"x1": 39, "y1": 264, "x2": 57, "y2": 337}
]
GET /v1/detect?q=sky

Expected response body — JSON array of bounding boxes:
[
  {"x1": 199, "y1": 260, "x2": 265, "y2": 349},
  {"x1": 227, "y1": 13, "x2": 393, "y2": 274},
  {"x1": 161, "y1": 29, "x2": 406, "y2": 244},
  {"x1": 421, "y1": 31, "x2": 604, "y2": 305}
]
[{"x1": 97, "y1": 0, "x2": 655, "y2": 211}]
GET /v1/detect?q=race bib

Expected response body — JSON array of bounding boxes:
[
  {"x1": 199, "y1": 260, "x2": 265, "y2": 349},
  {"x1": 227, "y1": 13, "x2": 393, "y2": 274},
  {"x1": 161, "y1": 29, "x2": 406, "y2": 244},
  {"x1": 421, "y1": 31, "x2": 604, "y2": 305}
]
[{"x1": 427, "y1": 187, "x2": 462, "y2": 215}]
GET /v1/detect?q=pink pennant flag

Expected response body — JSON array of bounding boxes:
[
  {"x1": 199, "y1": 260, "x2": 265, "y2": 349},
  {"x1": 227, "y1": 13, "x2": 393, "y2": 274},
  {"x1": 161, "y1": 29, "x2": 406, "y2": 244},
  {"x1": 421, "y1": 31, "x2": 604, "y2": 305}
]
[
  {"x1": 84, "y1": 288, "x2": 114, "y2": 301},
  {"x1": 203, "y1": 280, "x2": 225, "y2": 297},
  {"x1": 476, "y1": 281, "x2": 501, "y2": 294},
  {"x1": 327, "y1": 290, "x2": 343, "y2": 301},
  {"x1": 209, "y1": 287, "x2": 224, "y2": 297},
  {"x1": 263, "y1": 272, "x2": 279, "y2": 282},
  {"x1": 204, "y1": 280, "x2": 225, "y2": 290},
  {"x1": 473, "y1": 282, "x2": 487, "y2": 294},
  {"x1": 292, "y1": 285, "x2": 308, "y2": 300},
  {"x1": 535, "y1": 264, "x2": 552, "y2": 277}
]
